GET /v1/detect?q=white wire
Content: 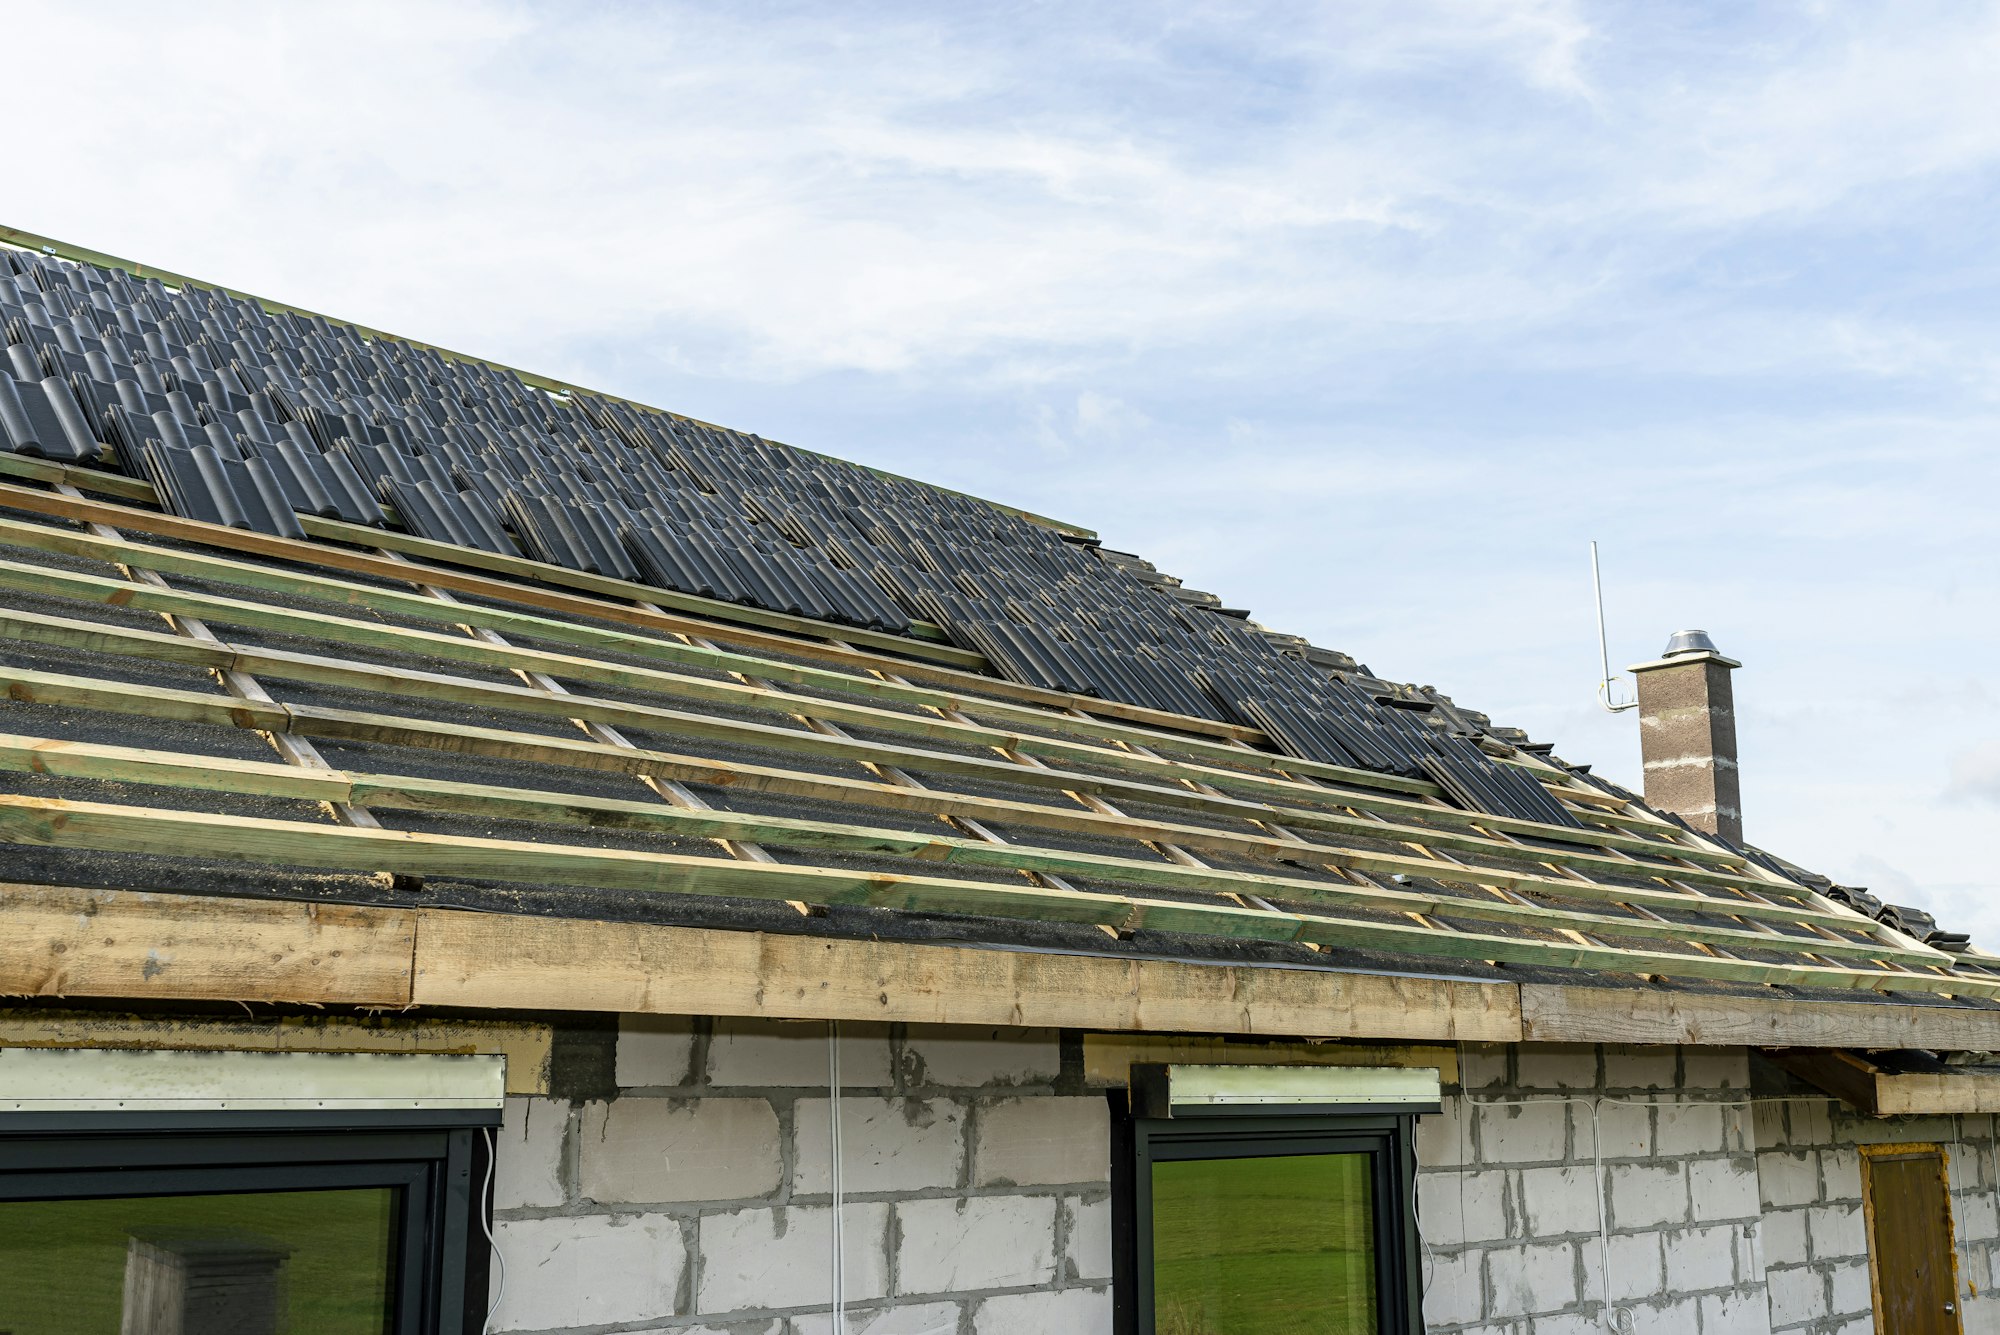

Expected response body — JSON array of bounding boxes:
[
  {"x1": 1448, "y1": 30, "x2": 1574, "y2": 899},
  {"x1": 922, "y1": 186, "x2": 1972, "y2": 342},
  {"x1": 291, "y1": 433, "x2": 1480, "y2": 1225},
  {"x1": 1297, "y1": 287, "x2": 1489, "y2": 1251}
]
[
  {"x1": 829, "y1": 1020, "x2": 845, "y2": 1334},
  {"x1": 479, "y1": 1125, "x2": 505, "y2": 1335}
]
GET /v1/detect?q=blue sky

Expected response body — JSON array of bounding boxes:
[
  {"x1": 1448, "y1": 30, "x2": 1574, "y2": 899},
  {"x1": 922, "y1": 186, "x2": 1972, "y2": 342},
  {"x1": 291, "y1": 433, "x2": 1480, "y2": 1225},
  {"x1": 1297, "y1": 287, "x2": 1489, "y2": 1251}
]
[{"x1": 9, "y1": 1, "x2": 1997, "y2": 938}]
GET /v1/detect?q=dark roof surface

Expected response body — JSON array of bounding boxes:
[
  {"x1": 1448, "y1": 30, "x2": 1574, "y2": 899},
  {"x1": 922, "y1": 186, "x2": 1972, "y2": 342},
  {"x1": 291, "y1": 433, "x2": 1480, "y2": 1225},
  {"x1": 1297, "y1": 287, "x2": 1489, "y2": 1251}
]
[{"x1": 0, "y1": 234, "x2": 1988, "y2": 1007}]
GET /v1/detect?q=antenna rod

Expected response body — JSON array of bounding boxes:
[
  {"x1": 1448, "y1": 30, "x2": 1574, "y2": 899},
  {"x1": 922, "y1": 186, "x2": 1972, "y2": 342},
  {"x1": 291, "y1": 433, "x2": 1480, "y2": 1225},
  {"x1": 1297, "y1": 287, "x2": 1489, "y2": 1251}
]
[{"x1": 1592, "y1": 541, "x2": 1637, "y2": 713}]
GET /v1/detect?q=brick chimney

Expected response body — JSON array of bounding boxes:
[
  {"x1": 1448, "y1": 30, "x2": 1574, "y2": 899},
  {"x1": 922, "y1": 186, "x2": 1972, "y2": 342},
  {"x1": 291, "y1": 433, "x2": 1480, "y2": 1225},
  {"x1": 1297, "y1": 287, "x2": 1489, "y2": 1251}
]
[{"x1": 1627, "y1": 630, "x2": 1742, "y2": 844}]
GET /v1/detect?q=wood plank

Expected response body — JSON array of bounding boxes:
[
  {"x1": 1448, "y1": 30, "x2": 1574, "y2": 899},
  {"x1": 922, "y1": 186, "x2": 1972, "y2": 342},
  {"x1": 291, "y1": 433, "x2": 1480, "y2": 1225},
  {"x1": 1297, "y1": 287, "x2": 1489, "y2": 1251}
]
[
  {"x1": 1766, "y1": 1049, "x2": 2000, "y2": 1116},
  {"x1": 0, "y1": 676, "x2": 1879, "y2": 935},
  {"x1": 0, "y1": 730, "x2": 1944, "y2": 970},
  {"x1": 5, "y1": 789, "x2": 1983, "y2": 993},
  {"x1": 0, "y1": 604, "x2": 1788, "y2": 899},
  {"x1": 410, "y1": 908, "x2": 1522, "y2": 1041},
  {"x1": 1521, "y1": 983, "x2": 2000, "y2": 1049},
  {"x1": 0, "y1": 882, "x2": 414, "y2": 1006}
]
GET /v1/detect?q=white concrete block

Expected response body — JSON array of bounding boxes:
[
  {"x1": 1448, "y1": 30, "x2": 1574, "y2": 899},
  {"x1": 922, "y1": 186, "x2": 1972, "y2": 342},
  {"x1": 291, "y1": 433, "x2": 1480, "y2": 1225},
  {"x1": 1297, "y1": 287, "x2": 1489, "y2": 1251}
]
[
  {"x1": 1529, "y1": 1314, "x2": 1601, "y2": 1335},
  {"x1": 1759, "y1": 1209, "x2": 1808, "y2": 1268},
  {"x1": 972, "y1": 1286, "x2": 1110, "y2": 1335},
  {"x1": 1761, "y1": 1265, "x2": 1824, "y2": 1328},
  {"x1": 1788, "y1": 1100, "x2": 1833, "y2": 1148},
  {"x1": 1818, "y1": 1147, "x2": 1863, "y2": 1200},
  {"x1": 1623, "y1": 1296, "x2": 1701, "y2": 1335},
  {"x1": 1701, "y1": 1290, "x2": 1775, "y2": 1335},
  {"x1": 1605, "y1": 1231, "x2": 1665, "y2": 1302},
  {"x1": 1421, "y1": 1249, "x2": 1483, "y2": 1326},
  {"x1": 1962, "y1": 1191, "x2": 2000, "y2": 1245},
  {"x1": 1418, "y1": 1168, "x2": 1508, "y2": 1245},
  {"x1": 1826, "y1": 1259, "x2": 1872, "y2": 1315},
  {"x1": 1608, "y1": 1163, "x2": 1688, "y2": 1230},
  {"x1": 1518, "y1": 1164, "x2": 1602, "y2": 1236},
  {"x1": 1515, "y1": 1045, "x2": 1597, "y2": 1091},
  {"x1": 974, "y1": 1096, "x2": 1109, "y2": 1187},
  {"x1": 1757, "y1": 1151, "x2": 1820, "y2": 1210},
  {"x1": 897, "y1": 1194, "x2": 1058, "y2": 1293},
  {"x1": 1807, "y1": 1202, "x2": 1866, "y2": 1260},
  {"x1": 1751, "y1": 1101, "x2": 1787, "y2": 1153},
  {"x1": 1958, "y1": 1293, "x2": 2000, "y2": 1335},
  {"x1": 793, "y1": 1303, "x2": 961, "y2": 1335},
  {"x1": 1680, "y1": 1048, "x2": 1748, "y2": 1091},
  {"x1": 1654, "y1": 1103, "x2": 1727, "y2": 1157},
  {"x1": 631, "y1": 1325, "x2": 778, "y2": 1335},
  {"x1": 1416, "y1": 1101, "x2": 1470, "y2": 1169},
  {"x1": 488, "y1": 1213, "x2": 683, "y2": 1331},
  {"x1": 494, "y1": 1095, "x2": 566, "y2": 1210},
  {"x1": 794, "y1": 1097, "x2": 965, "y2": 1195},
  {"x1": 1484, "y1": 1240, "x2": 1577, "y2": 1316},
  {"x1": 1476, "y1": 1102, "x2": 1568, "y2": 1165},
  {"x1": 1065, "y1": 1196, "x2": 1112, "y2": 1281},
  {"x1": 1662, "y1": 1223, "x2": 1736, "y2": 1293},
  {"x1": 1689, "y1": 1155, "x2": 1762, "y2": 1222},
  {"x1": 1595, "y1": 1102, "x2": 1651, "y2": 1159},
  {"x1": 706, "y1": 1018, "x2": 893, "y2": 1087},
  {"x1": 698, "y1": 1203, "x2": 890, "y2": 1313},
  {"x1": 902, "y1": 1026, "x2": 1060, "y2": 1087},
  {"x1": 617, "y1": 1014, "x2": 696, "y2": 1087},
  {"x1": 1459, "y1": 1043, "x2": 1510, "y2": 1090},
  {"x1": 1603, "y1": 1046, "x2": 1676, "y2": 1090},
  {"x1": 580, "y1": 1096, "x2": 781, "y2": 1204}
]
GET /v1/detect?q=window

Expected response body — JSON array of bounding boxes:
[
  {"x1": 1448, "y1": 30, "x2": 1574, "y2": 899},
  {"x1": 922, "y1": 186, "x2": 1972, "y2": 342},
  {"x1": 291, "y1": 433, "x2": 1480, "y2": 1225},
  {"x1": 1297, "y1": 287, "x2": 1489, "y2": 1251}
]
[
  {"x1": 1115, "y1": 1067, "x2": 1429, "y2": 1335},
  {"x1": 0, "y1": 1049, "x2": 502, "y2": 1335}
]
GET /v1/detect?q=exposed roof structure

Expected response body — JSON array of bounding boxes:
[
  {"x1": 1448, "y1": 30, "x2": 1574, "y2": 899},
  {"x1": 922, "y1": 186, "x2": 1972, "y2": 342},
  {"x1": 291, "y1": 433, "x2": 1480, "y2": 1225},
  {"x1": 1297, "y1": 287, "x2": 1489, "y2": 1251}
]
[{"x1": 0, "y1": 227, "x2": 1990, "y2": 1007}]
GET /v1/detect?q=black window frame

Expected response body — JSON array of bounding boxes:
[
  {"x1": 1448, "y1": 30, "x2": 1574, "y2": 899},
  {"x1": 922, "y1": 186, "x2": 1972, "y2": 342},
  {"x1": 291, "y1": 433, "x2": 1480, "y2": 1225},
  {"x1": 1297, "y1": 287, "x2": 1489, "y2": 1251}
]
[
  {"x1": 1113, "y1": 1097, "x2": 1427, "y2": 1335},
  {"x1": 0, "y1": 1108, "x2": 496, "y2": 1335}
]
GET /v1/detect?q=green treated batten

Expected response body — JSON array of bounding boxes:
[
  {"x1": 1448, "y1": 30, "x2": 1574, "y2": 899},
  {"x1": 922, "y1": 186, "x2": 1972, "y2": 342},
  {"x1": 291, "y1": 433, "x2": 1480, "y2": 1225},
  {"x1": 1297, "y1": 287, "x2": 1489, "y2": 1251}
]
[{"x1": 0, "y1": 224, "x2": 1099, "y2": 541}]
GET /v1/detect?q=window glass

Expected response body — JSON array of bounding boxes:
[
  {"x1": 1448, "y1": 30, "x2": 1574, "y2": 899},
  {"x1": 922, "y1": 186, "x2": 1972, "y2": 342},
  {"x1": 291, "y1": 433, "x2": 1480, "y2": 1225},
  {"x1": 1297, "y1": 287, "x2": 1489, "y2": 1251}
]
[
  {"x1": 1152, "y1": 1151, "x2": 1378, "y2": 1335},
  {"x1": 0, "y1": 1187, "x2": 397, "y2": 1334}
]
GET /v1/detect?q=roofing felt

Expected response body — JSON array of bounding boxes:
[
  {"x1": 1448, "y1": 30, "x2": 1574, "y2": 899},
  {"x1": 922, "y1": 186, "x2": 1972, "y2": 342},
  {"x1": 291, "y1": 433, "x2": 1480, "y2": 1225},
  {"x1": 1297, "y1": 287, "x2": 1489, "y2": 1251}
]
[{"x1": 0, "y1": 232, "x2": 1989, "y2": 1005}]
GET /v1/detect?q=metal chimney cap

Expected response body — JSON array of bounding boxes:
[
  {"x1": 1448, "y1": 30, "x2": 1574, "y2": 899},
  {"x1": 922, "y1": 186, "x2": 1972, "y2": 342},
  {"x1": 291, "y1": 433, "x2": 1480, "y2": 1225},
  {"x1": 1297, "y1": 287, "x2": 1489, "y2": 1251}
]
[{"x1": 1662, "y1": 629, "x2": 1720, "y2": 658}]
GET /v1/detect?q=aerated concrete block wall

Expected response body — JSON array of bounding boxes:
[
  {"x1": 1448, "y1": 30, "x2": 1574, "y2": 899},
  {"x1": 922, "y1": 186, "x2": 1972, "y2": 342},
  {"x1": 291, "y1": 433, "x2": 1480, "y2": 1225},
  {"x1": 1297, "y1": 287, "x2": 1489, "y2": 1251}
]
[
  {"x1": 1419, "y1": 1045, "x2": 2000, "y2": 1335},
  {"x1": 1417, "y1": 1044, "x2": 1772, "y2": 1335},
  {"x1": 1752, "y1": 1092, "x2": 2000, "y2": 1334},
  {"x1": 485, "y1": 1018, "x2": 1111, "y2": 1335}
]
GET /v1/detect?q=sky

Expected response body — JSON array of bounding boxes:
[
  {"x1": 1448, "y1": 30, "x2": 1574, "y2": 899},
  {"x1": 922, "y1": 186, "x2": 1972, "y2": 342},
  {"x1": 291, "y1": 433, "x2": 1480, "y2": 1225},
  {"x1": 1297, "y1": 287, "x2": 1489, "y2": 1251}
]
[{"x1": 5, "y1": 1, "x2": 1996, "y2": 939}]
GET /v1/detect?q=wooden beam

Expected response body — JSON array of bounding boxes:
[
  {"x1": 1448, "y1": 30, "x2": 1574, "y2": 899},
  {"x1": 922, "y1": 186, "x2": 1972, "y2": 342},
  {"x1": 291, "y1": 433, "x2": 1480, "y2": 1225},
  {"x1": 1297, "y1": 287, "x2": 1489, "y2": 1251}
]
[
  {"x1": 409, "y1": 907, "x2": 1519, "y2": 1040},
  {"x1": 0, "y1": 883, "x2": 414, "y2": 1007},
  {"x1": 1765, "y1": 1049, "x2": 2000, "y2": 1116},
  {"x1": 9, "y1": 883, "x2": 2000, "y2": 1050},
  {"x1": 1521, "y1": 983, "x2": 2000, "y2": 1049}
]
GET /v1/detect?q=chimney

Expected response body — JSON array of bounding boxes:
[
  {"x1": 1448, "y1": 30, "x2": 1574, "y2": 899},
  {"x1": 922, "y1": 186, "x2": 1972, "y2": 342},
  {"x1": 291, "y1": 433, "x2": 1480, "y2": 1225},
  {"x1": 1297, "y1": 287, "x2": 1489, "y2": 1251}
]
[{"x1": 1627, "y1": 629, "x2": 1743, "y2": 844}]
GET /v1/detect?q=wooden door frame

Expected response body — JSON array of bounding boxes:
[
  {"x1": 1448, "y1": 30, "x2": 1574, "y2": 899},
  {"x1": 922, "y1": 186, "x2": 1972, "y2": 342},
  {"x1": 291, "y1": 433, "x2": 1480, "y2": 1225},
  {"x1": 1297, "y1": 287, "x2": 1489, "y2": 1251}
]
[{"x1": 1860, "y1": 1141, "x2": 1965, "y2": 1334}]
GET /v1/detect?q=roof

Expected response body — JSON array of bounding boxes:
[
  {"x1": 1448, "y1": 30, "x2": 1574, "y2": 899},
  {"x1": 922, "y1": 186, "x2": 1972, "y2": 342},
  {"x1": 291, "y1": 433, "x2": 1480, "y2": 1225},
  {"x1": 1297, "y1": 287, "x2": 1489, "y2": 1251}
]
[{"x1": 0, "y1": 230, "x2": 1991, "y2": 1012}]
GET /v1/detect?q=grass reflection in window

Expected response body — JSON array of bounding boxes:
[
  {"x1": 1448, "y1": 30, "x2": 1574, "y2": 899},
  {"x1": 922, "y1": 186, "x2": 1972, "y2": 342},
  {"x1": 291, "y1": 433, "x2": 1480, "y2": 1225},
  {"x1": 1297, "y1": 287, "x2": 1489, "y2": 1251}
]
[
  {"x1": 1152, "y1": 1153, "x2": 1378, "y2": 1335},
  {"x1": 0, "y1": 1188, "x2": 397, "y2": 1334}
]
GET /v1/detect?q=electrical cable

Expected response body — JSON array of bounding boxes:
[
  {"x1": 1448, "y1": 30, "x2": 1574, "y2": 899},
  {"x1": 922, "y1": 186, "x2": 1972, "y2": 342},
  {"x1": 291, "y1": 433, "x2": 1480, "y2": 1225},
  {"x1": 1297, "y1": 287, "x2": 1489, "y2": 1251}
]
[
  {"x1": 829, "y1": 1020, "x2": 845, "y2": 1334},
  {"x1": 480, "y1": 1125, "x2": 505, "y2": 1335}
]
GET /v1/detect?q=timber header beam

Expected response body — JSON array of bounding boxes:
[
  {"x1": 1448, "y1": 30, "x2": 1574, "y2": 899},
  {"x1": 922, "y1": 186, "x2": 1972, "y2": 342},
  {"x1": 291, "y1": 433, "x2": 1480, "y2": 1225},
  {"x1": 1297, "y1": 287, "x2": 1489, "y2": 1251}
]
[{"x1": 10, "y1": 884, "x2": 2000, "y2": 1051}]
